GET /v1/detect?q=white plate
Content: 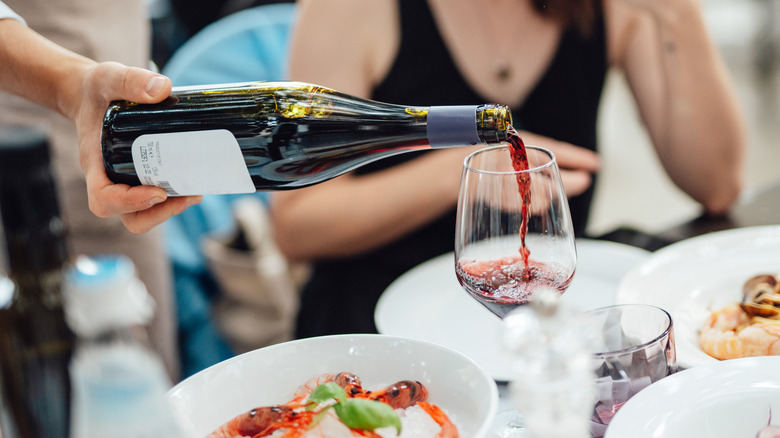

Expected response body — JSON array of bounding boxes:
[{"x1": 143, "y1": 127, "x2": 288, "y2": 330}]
[
  {"x1": 605, "y1": 356, "x2": 780, "y2": 438},
  {"x1": 167, "y1": 334, "x2": 498, "y2": 437},
  {"x1": 374, "y1": 239, "x2": 651, "y2": 382},
  {"x1": 615, "y1": 225, "x2": 780, "y2": 369}
]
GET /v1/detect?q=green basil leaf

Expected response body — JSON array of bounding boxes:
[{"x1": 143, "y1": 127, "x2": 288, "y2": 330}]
[
  {"x1": 334, "y1": 398, "x2": 402, "y2": 434},
  {"x1": 307, "y1": 382, "x2": 348, "y2": 410}
]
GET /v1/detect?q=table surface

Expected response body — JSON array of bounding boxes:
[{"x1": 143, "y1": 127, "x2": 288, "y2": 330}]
[{"x1": 595, "y1": 181, "x2": 780, "y2": 251}]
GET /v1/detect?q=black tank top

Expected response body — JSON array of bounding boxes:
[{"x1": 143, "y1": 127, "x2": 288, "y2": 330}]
[{"x1": 295, "y1": 0, "x2": 607, "y2": 338}]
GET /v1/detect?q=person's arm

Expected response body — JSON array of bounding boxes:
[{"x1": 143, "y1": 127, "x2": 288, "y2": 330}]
[
  {"x1": 0, "y1": 17, "x2": 201, "y2": 233},
  {"x1": 606, "y1": 0, "x2": 747, "y2": 215}
]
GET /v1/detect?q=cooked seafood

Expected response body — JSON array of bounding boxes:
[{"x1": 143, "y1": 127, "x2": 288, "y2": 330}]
[
  {"x1": 699, "y1": 304, "x2": 780, "y2": 360},
  {"x1": 699, "y1": 273, "x2": 780, "y2": 360},
  {"x1": 741, "y1": 274, "x2": 780, "y2": 318},
  {"x1": 208, "y1": 372, "x2": 457, "y2": 438}
]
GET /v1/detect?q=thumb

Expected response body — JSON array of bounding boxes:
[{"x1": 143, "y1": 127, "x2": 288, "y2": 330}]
[
  {"x1": 128, "y1": 67, "x2": 172, "y2": 103},
  {"x1": 141, "y1": 74, "x2": 170, "y2": 101},
  {"x1": 107, "y1": 64, "x2": 172, "y2": 104}
]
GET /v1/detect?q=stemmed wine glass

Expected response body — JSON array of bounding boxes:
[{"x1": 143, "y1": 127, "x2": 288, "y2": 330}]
[
  {"x1": 454, "y1": 143, "x2": 577, "y2": 437},
  {"x1": 455, "y1": 143, "x2": 576, "y2": 318}
]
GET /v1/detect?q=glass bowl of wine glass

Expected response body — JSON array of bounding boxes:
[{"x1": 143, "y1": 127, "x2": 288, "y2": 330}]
[{"x1": 454, "y1": 143, "x2": 576, "y2": 318}]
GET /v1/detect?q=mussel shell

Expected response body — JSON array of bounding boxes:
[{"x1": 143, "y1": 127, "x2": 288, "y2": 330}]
[
  {"x1": 743, "y1": 274, "x2": 779, "y2": 304},
  {"x1": 757, "y1": 292, "x2": 780, "y2": 306},
  {"x1": 740, "y1": 301, "x2": 780, "y2": 318}
]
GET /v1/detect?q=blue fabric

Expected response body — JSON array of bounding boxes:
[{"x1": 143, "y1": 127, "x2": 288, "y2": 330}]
[
  {"x1": 161, "y1": 2, "x2": 296, "y2": 378},
  {"x1": 163, "y1": 2, "x2": 295, "y2": 87},
  {"x1": 165, "y1": 194, "x2": 250, "y2": 378}
]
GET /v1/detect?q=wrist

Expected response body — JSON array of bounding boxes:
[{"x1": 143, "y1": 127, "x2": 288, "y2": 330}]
[{"x1": 55, "y1": 56, "x2": 96, "y2": 121}]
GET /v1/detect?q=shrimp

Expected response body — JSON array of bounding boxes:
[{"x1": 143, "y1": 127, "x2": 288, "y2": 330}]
[
  {"x1": 209, "y1": 373, "x2": 447, "y2": 438},
  {"x1": 360, "y1": 380, "x2": 429, "y2": 409},
  {"x1": 206, "y1": 405, "x2": 315, "y2": 438},
  {"x1": 290, "y1": 372, "x2": 365, "y2": 404},
  {"x1": 417, "y1": 402, "x2": 459, "y2": 438},
  {"x1": 699, "y1": 304, "x2": 780, "y2": 360},
  {"x1": 288, "y1": 373, "x2": 341, "y2": 404},
  {"x1": 334, "y1": 372, "x2": 364, "y2": 396}
]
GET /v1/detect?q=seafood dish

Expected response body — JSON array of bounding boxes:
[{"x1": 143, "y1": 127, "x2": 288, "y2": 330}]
[
  {"x1": 208, "y1": 371, "x2": 458, "y2": 438},
  {"x1": 699, "y1": 273, "x2": 780, "y2": 360}
]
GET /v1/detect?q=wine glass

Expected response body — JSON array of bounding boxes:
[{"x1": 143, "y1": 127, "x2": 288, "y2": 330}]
[
  {"x1": 454, "y1": 143, "x2": 577, "y2": 437},
  {"x1": 455, "y1": 144, "x2": 576, "y2": 318}
]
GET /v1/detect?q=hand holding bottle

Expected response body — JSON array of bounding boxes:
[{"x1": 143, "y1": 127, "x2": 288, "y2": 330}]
[
  {"x1": 72, "y1": 63, "x2": 203, "y2": 234},
  {"x1": 0, "y1": 17, "x2": 200, "y2": 234}
]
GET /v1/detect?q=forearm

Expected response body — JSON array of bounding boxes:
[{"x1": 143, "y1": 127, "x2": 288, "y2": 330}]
[
  {"x1": 0, "y1": 18, "x2": 95, "y2": 120},
  {"x1": 623, "y1": 0, "x2": 747, "y2": 213},
  {"x1": 271, "y1": 150, "x2": 466, "y2": 260}
]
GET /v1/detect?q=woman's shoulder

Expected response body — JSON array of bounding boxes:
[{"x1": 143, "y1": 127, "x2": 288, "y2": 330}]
[{"x1": 291, "y1": 0, "x2": 398, "y2": 96}]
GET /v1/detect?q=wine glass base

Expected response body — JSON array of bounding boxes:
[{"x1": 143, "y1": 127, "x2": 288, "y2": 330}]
[{"x1": 490, "y1": 409, "x2": 530, "y2": 438}]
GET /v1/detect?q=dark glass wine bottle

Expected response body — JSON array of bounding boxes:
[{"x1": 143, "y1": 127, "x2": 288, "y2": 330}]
[
  {"x1": 101, "y1": 81, "x2": 513, "y2": 196},
  {"x1": 0, "y1": 126, "x2": 75, "y2": 438}
]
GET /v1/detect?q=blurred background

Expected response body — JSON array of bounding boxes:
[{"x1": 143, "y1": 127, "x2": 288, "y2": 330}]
[
  {"x1": 147, "y1": 0, "x2": 780, "y2": 237},
  {"x1": 590, "y1": 0, "x2": 780, "y2": 236}
]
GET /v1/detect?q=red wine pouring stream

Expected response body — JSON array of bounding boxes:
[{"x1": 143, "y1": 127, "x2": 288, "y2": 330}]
[{"x1": 507, "y1": 127, "x2": 532, "y2": 272}]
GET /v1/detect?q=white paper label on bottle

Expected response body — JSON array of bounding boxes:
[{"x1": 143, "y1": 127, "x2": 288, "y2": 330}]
[{"x1": 131, "y1": 129, "x2": 255, "y2": 196}]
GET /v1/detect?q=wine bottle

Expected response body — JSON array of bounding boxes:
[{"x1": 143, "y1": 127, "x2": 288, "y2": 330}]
[
  {"x1": 64, "y1": 255, "x2": 183, "y2": 438},
  {"x1": 101, "y1": 81, "x2": 513, "y2": 196},
  {"x1": 0, "y1": 126, "x2": 76, "y2": 438}
]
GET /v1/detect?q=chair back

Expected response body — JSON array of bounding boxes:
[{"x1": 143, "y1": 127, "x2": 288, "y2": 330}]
[
  {"x1": 161, "y1": 2, "x2": 302, "y2": 378},
  {"x1": 163, "y1": 2, "x2": 296, "y2": 85}
]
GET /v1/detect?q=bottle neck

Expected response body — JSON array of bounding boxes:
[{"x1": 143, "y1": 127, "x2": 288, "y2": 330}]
[
  {"x1": 426, "y1": 104, "x2": 512, "y2": 148},
  {"x1": 476, "y1": 104, "x2": 512, "y2": 144}
]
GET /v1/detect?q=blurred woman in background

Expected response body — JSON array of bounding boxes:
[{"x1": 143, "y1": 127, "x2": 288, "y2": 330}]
[{"x1": 272, "y1": 0, "x2": 746, "y2": 337}]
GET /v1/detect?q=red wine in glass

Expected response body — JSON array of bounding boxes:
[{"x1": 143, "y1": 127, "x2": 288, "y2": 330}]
[
  {"x1": 456, "y1": 256, "x2": 574, "y2": 318},
  {"x1": 455, "y1": 128, "x2": 575, "y2": 318}
]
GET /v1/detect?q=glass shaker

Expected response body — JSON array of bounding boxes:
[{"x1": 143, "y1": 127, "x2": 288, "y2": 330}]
[{"x1": 502, "y1": 289, "x2": 596, "y2": 438}]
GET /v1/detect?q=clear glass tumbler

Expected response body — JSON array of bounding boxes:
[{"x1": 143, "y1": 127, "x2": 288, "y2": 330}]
[{"x1": 588, "y1": 304, "x2": 677, "y2": 437}]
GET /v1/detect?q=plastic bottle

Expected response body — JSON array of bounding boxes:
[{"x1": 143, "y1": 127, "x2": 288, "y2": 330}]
[
  {"x1": 101, "y1": 80, "x2": 513, "y2": 196},
  {"x1": 63, "y1": 255, "x2": 183, "y2": 438}
]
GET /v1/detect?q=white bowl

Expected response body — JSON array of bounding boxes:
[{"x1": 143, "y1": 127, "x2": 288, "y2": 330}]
[
  {"x1": 615, "y1": 225, "x2": 780, "y2": 369},
  {"x1": 167, "y1": 334, "x2": 499, "y2": 437},
  {"x1": 605, "y1": 356, "x2": 780, "y2": 438}
]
